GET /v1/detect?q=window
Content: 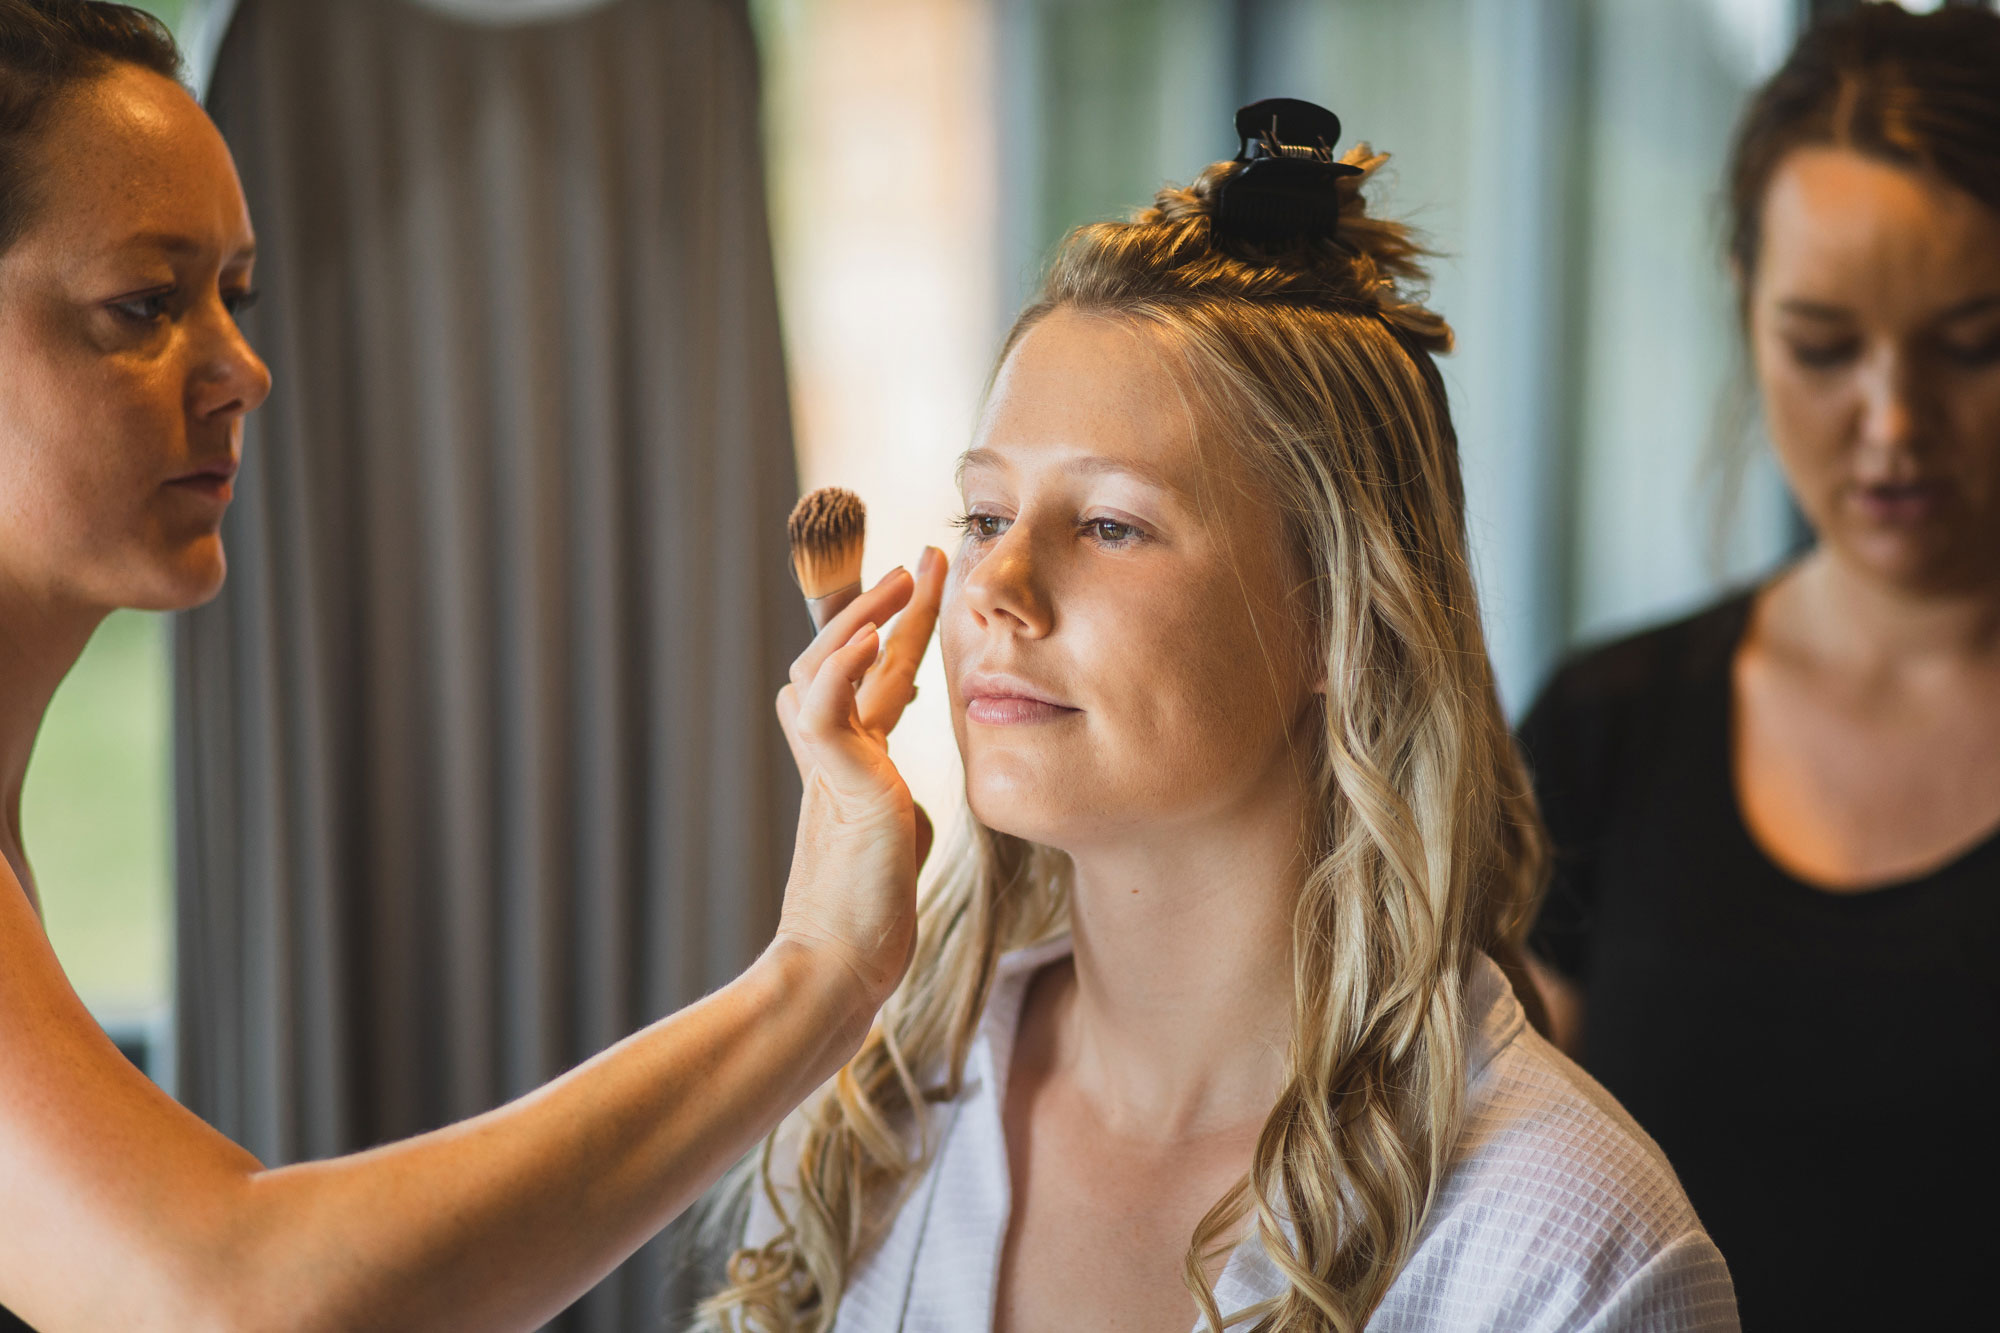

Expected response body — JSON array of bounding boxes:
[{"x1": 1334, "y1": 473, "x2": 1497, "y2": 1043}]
[{"x1": 27, "y1": 613, "x2": 174, "y2": 1085}]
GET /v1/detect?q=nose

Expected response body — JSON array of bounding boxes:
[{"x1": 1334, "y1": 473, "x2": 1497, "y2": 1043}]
[
  {"x1": 959, "y1": 523, "x2": 1054, "y2": 638},
  {"x1": 1855, "y1": 346, "x2": 1922, "y2": 460},
  {"x1": 189, "y1": 300, "x2": 273, "y2": 426}
]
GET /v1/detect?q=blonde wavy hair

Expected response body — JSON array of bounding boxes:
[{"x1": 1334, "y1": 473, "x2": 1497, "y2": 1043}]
[{"x1": 701, "y1": 146, "x2": 1548, "y2": 1333}]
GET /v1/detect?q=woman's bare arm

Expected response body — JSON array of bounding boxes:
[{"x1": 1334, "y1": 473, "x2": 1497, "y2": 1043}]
[{"x1": 0, "y1": 561, "x2": 943, "y2": 1333}]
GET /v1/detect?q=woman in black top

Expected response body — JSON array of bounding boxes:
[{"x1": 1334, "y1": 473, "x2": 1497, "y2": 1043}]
[{"x1": 1521, "y1": 6, "x2": 2000, "y2": 1329}]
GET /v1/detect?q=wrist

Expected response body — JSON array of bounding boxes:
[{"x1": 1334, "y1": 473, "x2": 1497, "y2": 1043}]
[{"x1": 745, "y1": 937, "x2": 883, "y2": 1079}]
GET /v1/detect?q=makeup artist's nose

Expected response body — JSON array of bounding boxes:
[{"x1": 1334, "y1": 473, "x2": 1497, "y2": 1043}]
[
  {"x1": 1855, "y1": 345, "x2": 1922, "y2": 461},
  {"x1": 961, "y1": 527, "x2": 1053, "y2": 637},
  {"x1": 190, "y1": 299, "x2": 272, "y2": 424}
]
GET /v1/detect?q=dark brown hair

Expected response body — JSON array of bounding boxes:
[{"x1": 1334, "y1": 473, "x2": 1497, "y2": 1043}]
[
  {"x1": 0, "y1": 0, "x2": 182, "y2": 253},
  {"x1": 1728, "y1": 1, "x2": 2000, "y2": 289}
]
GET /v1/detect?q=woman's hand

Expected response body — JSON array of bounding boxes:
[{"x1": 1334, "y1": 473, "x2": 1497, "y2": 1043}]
[{"x1": 772, "y1": 548, "x2": 946, "y2": 1009}]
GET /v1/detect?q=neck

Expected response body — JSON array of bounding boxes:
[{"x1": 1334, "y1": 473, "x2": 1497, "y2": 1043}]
[
  {"x1": 1778, "y1": 547, "x2": 2000, "y2": 671},
  {"x1": 1052, "y1": 782, "x2": 1305, "y2": 1138},
  {"x1": 0, "y1": 571, "x2": 106, "y2": 908}
]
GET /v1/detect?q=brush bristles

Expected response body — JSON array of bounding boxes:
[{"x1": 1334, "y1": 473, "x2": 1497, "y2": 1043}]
[{"x1": 788, "y1": 486, "x2": 866, "y2": 600}]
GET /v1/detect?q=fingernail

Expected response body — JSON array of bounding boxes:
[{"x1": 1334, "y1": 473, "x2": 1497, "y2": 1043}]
[
  {"x1": 872, "y1": 566, "x2": 908, "y2": 589},
  {"x1": 847, "y1": 621, "x2": 879, "y2": 646},
  {"x1": 919, "y1": 546, "x2": 942, "y2": 577}
]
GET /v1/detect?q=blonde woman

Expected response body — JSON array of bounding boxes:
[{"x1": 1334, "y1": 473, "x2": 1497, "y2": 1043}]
[{"x1": 702, "y1": 104, "x2": 1738, "y2": 1333}]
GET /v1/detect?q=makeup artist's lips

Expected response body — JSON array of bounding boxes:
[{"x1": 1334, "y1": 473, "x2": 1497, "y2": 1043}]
[
  {"x1": 166, "y1": 459, "x2": 239, "y2": 504},
  {"x1": 1852, "y1": 479, "x2": 1949, "y2": 526},
  {"x1": 960, "y1": 672, "x2": 1079, "y2": 726}
]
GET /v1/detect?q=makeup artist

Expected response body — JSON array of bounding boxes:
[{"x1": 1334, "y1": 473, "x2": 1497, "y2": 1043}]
[
  {"x1": 0, "y1": 3, "x2": 947, "y2": 1329},
  {"x1": 1521, "y1": 5, "x2": 2000, "y2": 1329}
]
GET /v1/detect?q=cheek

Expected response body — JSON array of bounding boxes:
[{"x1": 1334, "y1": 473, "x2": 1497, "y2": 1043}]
[
  {"x1": 0, "y1": 328, "x2": 188, "y2": 578},
  {"x1": 1072, "y1": 572, "x2": 1300, "y2": 796},
  {"x1": 1953, "y1": 380, "x2": 2000, "y2": 496},
  {"x1": 1755, "y1": 343, "x2": 1850, "y2": 499},
  {"x1": 939, "y1": 580, "x2": 978, "y2": 693}
]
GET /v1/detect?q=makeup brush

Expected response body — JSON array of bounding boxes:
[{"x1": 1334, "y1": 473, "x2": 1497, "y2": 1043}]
[
  {"x1": 787, "y1": 486, "x2": 867, "y2": 630},
  {"x1": 786, "y1": 485, "x2": 937, "y2": 868}
]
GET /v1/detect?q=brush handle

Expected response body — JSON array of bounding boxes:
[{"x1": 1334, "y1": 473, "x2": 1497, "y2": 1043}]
[{"x1": 803, "y1": 581, "x2": 863, "y2": 631}]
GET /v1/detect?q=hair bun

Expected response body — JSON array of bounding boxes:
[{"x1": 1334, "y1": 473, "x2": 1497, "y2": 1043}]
[
  {"x1": 1213, "y1": 98, "x2": 1364, "y2": 248},
  {"x1": 1125, "y1": 143, "x2": 1452, "y2": 358}
]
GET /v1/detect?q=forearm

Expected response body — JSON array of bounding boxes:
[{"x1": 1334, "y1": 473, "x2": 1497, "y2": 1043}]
[
  {"x1": 5, "y1": 922, "x2": 876, "y2": 1333},
  {"x1": 3, "y1": 560, "x2": 931, "y2": 1331},
  {"x1": 219, "y1": 941, "x2": 867, "y2": 1331},
  {"x1": 0, "y1": 939, "x2": 866, "y2": 1332}
]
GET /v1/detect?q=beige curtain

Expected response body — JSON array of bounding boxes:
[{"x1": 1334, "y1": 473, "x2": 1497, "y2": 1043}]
[{"x1": 174, "y1": 1, "x2": 800, "y2": 1326}]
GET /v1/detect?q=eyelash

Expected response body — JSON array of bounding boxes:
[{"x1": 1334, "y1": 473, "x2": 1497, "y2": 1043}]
[
  {"x1": 1786, "y1": 339, "x2": 1859, "y2": 370},
  {"x1": 950, "y1": 511, "x2": 1147, "y2": 548},
  {"x1": 108, "y1": 287, "x2": 262, "y2": 325},
  {"x1": 1786, "y1": 337, "x2": 2000, "y2": 371},
  {"x1": 1944, "y1": 337, "x2": 2000, "y2": 368},
  {"x1": 110, "y1": 291, "x2": 175, "y2": 324}
]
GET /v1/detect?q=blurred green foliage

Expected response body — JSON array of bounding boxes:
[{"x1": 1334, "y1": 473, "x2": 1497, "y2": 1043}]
[{"x1": 26, "y1": 611, "x2": 173, "y2": 1015}]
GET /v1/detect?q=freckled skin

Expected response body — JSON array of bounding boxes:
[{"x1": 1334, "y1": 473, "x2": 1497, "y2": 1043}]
[
  {"x1": 946, "y1": 308, "x2": 1325, "y2": 1333},
  {"x1": 0, "y1": 64, "x2": 270, "y2": 614},
  {"x1": 942, "y1": 309, "x2": 1319, "y2": 857}
]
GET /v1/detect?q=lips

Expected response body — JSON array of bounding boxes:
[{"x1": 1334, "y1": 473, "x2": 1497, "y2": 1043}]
[
  {"x1": 959, "y1": 671, "x2": 1080, "y2": 726},
  {"x1": 1853, "y1": 479, "x2": 1948, "y2": 526},
  {"x1": 167, "y1": 459, "x2": 239, "y2": 502}
]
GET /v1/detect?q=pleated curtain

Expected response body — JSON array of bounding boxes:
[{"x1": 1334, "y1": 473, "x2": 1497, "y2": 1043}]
[{"x1": 173, "y1": 1, "x2": 801, "y2": 1326}]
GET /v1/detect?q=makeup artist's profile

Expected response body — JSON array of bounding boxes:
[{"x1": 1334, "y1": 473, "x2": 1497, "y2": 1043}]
[{"x1": 0, "y1": 3, "x2": 945, "y2": 1328}]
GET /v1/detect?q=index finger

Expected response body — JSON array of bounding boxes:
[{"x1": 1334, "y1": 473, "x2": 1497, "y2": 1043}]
[{"x1": 857, "y1": 546, "x2": 946, "y2": 734}]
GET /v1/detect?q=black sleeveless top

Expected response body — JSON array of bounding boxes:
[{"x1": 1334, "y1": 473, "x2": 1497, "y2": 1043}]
[{"x1": 1521, "y1": 592, "x2": 2000, "y2": 1330}]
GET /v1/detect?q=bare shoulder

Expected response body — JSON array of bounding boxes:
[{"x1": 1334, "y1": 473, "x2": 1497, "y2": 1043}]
[{"x1": 0, "y1": 866, "x2": 100, "y2": 1062}]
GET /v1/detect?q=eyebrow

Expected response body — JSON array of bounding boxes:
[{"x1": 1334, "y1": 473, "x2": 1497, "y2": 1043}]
[
  {"x1": 955, "y1": 447, "x2": 1177, "y2": 490},
  {"x1": 109, "y1": 231, "x2": 258, "y2": 264},
  {"x1": 1778, "y1": 294, "x2": 2000, "y2": 323}
]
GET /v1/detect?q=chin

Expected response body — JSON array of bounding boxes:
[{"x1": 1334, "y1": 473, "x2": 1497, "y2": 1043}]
[
  {"x1": 127, "y1": 540, "x2": 229, "y2": 611},
  {"x1": 963, "y1": 760, "x2": 1063, "y2": 847},
  {"x1": 1848, "y1": 530, "x2": 1975, "y2": 593},
  {"x1": 963, "y1": 758, "x2": 1140, "y2": 853}
]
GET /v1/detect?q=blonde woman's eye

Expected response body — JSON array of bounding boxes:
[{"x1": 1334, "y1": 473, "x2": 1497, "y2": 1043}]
[
  {"x1": 951, "y1": 511, "x2": 1010, "y2": 541},
  {"x1": 1085, "y1": 518, "x2": 1142, "y2": 545}
]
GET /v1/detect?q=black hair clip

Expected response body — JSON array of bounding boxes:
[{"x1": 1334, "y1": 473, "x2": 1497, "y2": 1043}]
[{"x1": 1213, "y1": 98, "x2": 1363, "y2": 246}]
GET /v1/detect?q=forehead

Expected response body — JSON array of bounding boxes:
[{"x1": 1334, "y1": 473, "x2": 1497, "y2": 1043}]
[
  {"x1": 1756, "y1": 147, "x2": 2000, "y2": 315},
  {"x1": 971, "y1": 308, "x2": 1203, "y2": 483},
  {"x1": 19, "y1": 64, "x2": 252, "y2": 261}
]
